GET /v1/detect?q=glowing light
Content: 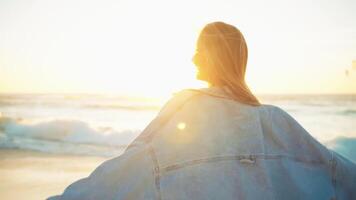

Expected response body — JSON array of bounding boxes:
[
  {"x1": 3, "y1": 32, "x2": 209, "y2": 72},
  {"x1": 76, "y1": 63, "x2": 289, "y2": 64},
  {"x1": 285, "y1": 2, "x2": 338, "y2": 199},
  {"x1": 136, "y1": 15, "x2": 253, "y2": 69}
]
[{"x1": 177, "y1": 122, "x2": 186, "y2": 130}]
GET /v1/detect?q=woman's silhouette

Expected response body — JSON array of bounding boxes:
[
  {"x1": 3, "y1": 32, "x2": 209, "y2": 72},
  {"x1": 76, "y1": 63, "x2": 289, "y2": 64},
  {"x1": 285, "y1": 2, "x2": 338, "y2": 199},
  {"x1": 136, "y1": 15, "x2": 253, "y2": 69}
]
[
  {"x1": 192, "y1": 21, "x2": 260, "y2": 106},
  {"x1": 48, "y1": 21, "x2": 356, "y2": 200}
]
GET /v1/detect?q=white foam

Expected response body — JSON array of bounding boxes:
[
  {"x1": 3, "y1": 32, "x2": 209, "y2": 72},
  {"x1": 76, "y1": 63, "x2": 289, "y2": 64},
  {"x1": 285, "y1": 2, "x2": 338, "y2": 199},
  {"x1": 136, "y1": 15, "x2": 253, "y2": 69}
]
[
  {"x1": 0, "y1": 116, "x2": 141, "y2": 156},
  {"x1": 325, "y1": 136, "x2": 356, "y2": 163}
]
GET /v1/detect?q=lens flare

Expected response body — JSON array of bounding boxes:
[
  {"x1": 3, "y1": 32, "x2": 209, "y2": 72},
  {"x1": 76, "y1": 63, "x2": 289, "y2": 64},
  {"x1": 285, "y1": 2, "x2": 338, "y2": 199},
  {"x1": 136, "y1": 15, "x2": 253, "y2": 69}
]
[{"x1": 177, "y1": 122, "x2": 186, "y2": 130}]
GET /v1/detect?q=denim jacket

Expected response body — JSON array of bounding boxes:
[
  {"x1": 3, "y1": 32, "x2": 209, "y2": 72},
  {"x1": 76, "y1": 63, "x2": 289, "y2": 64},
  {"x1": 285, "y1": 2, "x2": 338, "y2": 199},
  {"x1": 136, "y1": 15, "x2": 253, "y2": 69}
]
[{"x1": 49, "y1": 86, "x2": 356, "y2": 200}]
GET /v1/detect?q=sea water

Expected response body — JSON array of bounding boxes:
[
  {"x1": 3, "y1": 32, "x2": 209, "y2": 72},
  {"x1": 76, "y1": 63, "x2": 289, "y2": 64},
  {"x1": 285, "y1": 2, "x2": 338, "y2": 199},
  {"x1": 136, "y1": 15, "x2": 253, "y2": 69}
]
[{"x1": 0, "y1": 93, "x2": 355, "y2": 162}]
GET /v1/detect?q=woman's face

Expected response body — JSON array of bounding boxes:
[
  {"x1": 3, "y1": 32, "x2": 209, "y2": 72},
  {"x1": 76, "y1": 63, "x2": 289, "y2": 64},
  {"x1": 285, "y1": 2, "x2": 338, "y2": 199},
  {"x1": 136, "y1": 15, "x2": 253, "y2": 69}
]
[{"x1": 192, "y1": 48, "x2": 208, "y2": 81}]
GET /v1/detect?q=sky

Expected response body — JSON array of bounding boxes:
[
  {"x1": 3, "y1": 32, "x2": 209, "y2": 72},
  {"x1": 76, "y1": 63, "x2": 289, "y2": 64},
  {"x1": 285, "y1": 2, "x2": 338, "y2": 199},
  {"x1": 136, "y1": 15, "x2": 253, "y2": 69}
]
[{"x1": 0, "y1": 0, "x2": 355, "y2": 97}]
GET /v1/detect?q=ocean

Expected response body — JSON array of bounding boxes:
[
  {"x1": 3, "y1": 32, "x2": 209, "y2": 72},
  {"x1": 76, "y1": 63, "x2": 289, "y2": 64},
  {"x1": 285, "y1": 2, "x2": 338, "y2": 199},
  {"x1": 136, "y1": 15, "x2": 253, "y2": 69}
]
[{"x1": 0, "y1": 92, "x2": 355, "y2": 162}]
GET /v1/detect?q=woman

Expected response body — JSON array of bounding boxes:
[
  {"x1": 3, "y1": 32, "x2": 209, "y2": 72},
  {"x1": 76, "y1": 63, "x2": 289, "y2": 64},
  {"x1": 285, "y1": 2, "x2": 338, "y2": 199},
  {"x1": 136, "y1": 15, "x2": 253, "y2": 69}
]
[{"x1": 48, "y1": 22, "x2": 356, "y2": 200}]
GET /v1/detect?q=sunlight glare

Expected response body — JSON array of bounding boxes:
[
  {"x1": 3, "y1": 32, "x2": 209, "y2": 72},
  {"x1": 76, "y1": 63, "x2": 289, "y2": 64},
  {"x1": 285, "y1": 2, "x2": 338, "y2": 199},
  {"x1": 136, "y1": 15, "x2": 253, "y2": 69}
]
[{"x1": 177, "y1": 122, "x2": 186, "y2": 130}]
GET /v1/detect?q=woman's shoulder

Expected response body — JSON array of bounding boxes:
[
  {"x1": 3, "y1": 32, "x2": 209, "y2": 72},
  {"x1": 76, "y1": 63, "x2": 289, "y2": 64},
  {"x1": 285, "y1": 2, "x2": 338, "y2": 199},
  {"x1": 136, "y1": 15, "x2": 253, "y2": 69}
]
[
  {"x1": 168, "y1": 88, "x2": 289, "y2": 116},
  {"x1": 257, "y1": 103, "x2": 290, "y2": 117},
  {"x1": 157, "y1": 88, "x2": 202, "y2": 115},
  {"x1": 257, "y1": 103, "x2": 304, "y2": 131},
  {"x1": 166, "y1": 88, "x2": 297, "y2": 118}
]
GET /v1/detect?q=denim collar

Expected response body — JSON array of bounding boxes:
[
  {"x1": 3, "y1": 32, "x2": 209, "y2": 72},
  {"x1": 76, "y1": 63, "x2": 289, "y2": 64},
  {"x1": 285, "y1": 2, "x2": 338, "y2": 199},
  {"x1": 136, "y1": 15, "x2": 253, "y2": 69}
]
[{"x1": 186, "y1": 86, "x2": 234, "y2": 100}]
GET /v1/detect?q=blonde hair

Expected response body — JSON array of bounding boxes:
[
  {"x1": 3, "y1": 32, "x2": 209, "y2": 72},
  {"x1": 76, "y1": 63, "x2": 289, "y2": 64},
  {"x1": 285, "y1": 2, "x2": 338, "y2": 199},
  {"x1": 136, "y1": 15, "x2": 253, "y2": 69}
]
[{"x1": 193, "y1": 21, "x2": 261, "y2": 106}]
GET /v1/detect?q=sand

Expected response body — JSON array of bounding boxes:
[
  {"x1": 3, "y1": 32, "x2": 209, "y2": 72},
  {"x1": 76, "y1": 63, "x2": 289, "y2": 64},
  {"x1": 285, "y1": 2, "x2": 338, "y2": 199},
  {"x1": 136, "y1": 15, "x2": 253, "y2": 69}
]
[{"x1": 0, "y1": 149, "x2": 108, "y2": 200}]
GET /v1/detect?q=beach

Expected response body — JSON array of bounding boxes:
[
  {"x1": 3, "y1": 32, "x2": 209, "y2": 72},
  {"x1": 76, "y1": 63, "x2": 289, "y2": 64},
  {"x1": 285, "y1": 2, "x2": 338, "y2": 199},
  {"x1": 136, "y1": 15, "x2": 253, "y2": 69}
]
[
  {"x1": 0, "y1": 93, "x2": 355, "y2": 199},
  {"x1": 0, "y1": 149, "x2": 107, "y2": 200}
]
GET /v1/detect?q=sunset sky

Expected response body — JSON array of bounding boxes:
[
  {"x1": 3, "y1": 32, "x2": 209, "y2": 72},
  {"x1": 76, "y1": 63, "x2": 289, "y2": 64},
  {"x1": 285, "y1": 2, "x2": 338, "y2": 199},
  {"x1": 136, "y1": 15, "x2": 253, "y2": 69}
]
[{"x1": 0, "y1": 0, "x2": 355, "y2": 97}]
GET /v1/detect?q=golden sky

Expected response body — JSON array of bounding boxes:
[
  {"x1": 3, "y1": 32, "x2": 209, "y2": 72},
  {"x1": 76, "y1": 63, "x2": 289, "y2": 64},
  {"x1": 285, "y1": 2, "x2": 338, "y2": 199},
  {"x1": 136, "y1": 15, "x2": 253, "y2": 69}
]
[{"x1": 0, "y1": 0, "x2": 355, "y2": 97}]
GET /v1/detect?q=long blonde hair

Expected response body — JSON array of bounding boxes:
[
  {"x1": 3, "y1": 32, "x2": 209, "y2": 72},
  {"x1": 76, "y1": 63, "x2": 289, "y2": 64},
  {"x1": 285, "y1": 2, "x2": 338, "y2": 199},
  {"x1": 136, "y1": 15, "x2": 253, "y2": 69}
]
[{"x1": 193, "y1": 21, "x2": 261, "y2": 106}]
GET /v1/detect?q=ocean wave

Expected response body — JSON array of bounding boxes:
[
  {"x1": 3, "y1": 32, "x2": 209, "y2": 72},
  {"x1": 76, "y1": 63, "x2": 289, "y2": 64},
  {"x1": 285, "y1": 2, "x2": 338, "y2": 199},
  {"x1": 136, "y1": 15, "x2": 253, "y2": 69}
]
[
  {"x1": 0, "y1": 116, "x2": 141, "y2": 156},
  {"x1": 325, "y1": 136, "x2": 356, "y2": 163},
  {"x1": 339, "y1": 109, "x2": 356, "y2": 116},
  {"x1": 0, "y1": 99, "x2": 160, "y2": 111},
  {"x1": 84, "y1": 104, "x2": 160, "y2": 111},
  {"x1": 0, "y1": 94, "x2": 162, "y2": 111}
]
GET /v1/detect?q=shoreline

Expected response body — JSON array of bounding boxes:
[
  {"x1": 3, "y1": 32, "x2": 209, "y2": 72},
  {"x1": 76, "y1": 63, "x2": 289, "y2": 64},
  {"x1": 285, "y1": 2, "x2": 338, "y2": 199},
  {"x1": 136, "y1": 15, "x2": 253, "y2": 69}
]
[{"x1": 0, "y1": 149, "x2": 108, "y2": 200}]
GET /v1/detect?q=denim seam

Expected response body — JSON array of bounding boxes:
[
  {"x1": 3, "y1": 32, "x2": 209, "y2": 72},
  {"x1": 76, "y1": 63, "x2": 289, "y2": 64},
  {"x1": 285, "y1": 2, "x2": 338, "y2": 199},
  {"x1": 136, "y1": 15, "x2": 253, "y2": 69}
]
[
  {"x1": 160, "y1": 154, "x2": 324, "y2": 174},
  {"x1": 148, "y1": 146, "x2": 162, "y2": 200},
  {"x1": 330, "y1": 151, "x2": 338, "y2": 200}
]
